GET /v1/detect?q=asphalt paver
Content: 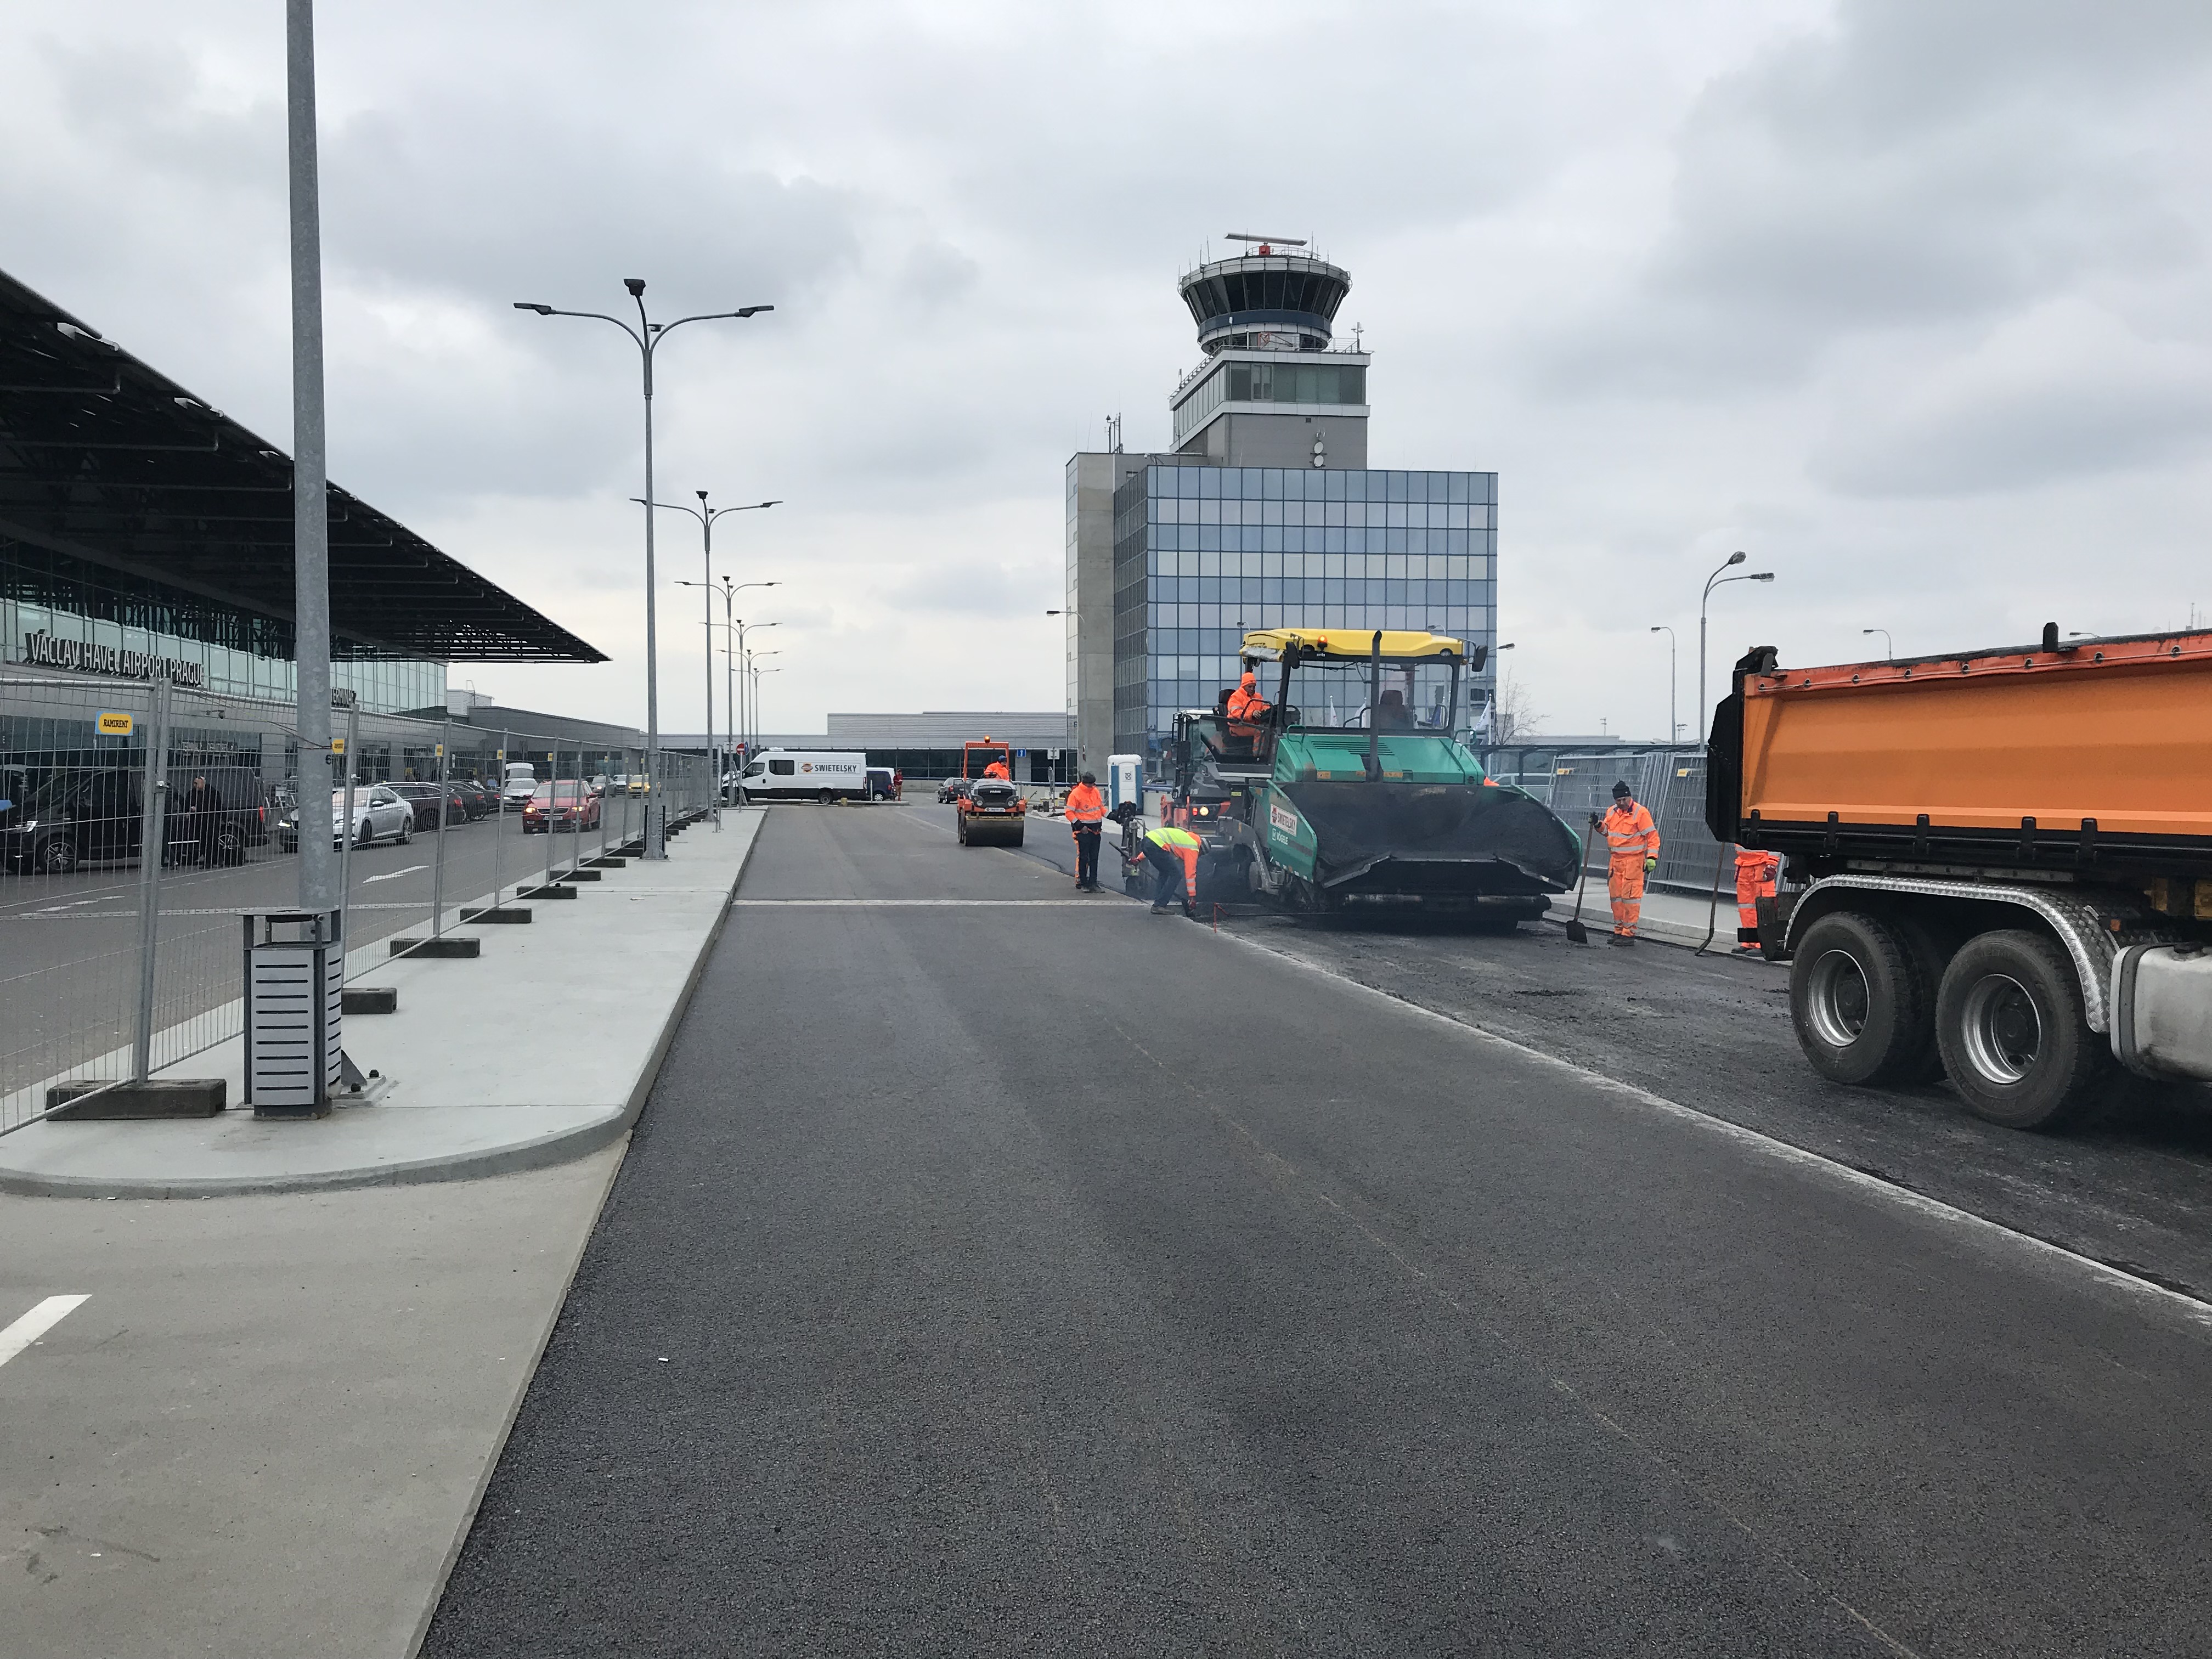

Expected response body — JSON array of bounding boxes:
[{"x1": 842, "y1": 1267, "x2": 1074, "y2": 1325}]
[{"x1": 422, "y1": 803, "x2": 2212, "y2": 1657}]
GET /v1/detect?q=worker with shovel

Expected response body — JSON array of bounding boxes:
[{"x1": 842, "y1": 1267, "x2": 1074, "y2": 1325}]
[{"x1": 1595, "y1": 780, "x2": 1660, "y2": 946}]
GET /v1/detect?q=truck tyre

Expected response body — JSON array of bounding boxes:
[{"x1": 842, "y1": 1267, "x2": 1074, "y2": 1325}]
[
  {"x1": 819, "y1": 788, "x2": 834, "y2": 805},
  {"x1": 1935, "y1": 929, "x2": 2107, "y2": 1131},
  {"x1": 1788, "y1": 910, "x2": 1932, "y2": 1086}
]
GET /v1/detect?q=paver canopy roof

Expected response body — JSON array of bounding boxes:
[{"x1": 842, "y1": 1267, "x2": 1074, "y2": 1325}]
[{"x1": 0, "y1": 267, "x2": 605, "y2": 663}]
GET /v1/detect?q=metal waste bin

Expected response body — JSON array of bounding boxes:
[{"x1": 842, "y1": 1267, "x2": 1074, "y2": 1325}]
[{"x1": 241, "y1": 910, "x2": 343, "y2": 1118}]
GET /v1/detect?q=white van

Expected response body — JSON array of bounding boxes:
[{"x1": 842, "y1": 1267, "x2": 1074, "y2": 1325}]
[
  {"x1": 501, "y1": 761, "x2": 538, "y2": 806},
  {"x1": 737, "y1": 748, "x2": 870, "y2": 804}
]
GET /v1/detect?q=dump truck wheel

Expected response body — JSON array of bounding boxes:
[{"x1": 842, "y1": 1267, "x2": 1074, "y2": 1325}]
[
  {"x1": 1935, "y1": 929, "x2": 2106, "y2": 1131},
  {"x1": 1788, "y1": 910, "x2": 1931, "y2": 1086}
]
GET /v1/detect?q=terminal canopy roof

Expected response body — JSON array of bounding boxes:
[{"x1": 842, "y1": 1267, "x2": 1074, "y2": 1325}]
[
  {"x1": 0, "y1": 268, "x2": 605, "y2": 663},
  {"x1": 1243, "y1": 627, "x2": 1470, "y2": 663}
]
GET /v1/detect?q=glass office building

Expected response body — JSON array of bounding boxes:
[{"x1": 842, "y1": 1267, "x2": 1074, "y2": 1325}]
[{"x1": 1111, "y1": 462, "x2": 1497, "y2": 762}]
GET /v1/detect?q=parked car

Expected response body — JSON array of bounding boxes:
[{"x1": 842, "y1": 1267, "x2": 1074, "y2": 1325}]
[
  {"x1": 938, "y1": 777, "x2": 972, "y2": 805},
  {"x1": 1, "y1": 762, "x2": 268, "y2": 876},
  {"x1": 390, "y1": 781, "x2": 468, "y2": 831},
  {"x1": 867, "y1": 766, "x2": 897, "y2": 801},
  {"x1": 452, "y1": 781, "x2": 499, "y2": 820},
  {"x1": 275, "y1": 786, "x2": 414, "y2": 850},
  {"x1": 522, "y1": 780, "x2": 601, "y2": 834}
]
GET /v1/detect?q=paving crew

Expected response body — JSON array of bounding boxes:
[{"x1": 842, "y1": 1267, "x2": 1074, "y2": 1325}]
[
  {"x1": 1135, "y1": 822, "x2": 1202, "y2": 916},
  {"x1": 982, "y1": 756, "x2": 1011, "y2": 781},
  {"x1": 1593, "y1": 779, "x2": 1660, "y2": 946},
  {"x1": 1734, "y1": 845, "x2": 1781, "y2": 955},
  {"x1": 1064, "y1": 770, "x2": 1106, "y2": 891}
]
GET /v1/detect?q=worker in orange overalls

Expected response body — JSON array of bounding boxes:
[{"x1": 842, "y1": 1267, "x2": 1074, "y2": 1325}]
[
  {"x1": 1225, "y1": 669, "x2": 1271, "y2": 736},
  {"x1": 982, "y1": 757, "x2": 1011, "y2": 781},
  {"x1": 1734, "y1": 845, "x2": 1781, "y2": 955},
  {"x1": 1064, "y1": 770, "x2": 1106, "y2": 891},
  {"x1": 1596, "y1": 779, "x2": 1660, "y2": 946}
]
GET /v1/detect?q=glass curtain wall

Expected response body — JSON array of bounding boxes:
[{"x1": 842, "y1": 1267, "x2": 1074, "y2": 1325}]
[{"x1": 1111, "y1": 465, "x2": 1498, "y2": 768}]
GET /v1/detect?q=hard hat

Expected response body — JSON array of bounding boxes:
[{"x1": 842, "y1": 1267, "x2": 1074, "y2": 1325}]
[{"x1": 1612, "y1": 780, "x2": 1632, "y2": 798}]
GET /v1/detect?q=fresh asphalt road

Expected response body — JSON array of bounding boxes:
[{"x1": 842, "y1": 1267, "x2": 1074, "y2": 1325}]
[{"x1": 425, "y1": 802, "x2": 2212, "y2": 1656}]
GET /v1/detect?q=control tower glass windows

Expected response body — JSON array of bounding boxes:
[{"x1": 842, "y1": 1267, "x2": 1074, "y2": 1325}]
[{"x1": 1225, "y1": 363, "x2": 1364, "y2": 405}]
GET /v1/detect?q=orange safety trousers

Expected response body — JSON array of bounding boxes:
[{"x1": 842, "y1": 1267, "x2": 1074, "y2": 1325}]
[
  {"x1": 1735, "y1": 851, "x2": 1780, "y2": 943},
  {"x1": 1607, "y1": 854, "x2": 1646, "y2": 938}
]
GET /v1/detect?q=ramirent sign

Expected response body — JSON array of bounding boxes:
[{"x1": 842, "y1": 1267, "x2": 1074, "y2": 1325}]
[{"x1": 20, "y1": 630, "x2": 207, "y2": 688}]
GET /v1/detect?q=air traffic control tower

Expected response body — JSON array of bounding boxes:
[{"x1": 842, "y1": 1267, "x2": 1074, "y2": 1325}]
[{"x1": 1064, "y1": 237, "x2": 1496, "y2": 776}]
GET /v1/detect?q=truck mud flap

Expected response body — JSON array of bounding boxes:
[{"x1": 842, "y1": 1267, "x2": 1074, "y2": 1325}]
[{"x1": 1279, "y1": 780, "x2": 1582, "y2": 895}]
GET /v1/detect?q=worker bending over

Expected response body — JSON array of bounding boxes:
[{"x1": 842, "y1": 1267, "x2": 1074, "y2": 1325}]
[
  {"x1": 982, "y1": 756, "x2": 1011, "y2": 781},
  {"x1": 1135, "y1": 823, "x2": 1201, "y2": 916},
  {"x1": 1064, "y1": 770, "x2": 1105, "y2": 891},
  {"x1": 1734, "y1": 845, "x2": 1780, "y2": 955},
  {"x1": 1595, "y1": 780, "x2": 1660, "y2": 946}
]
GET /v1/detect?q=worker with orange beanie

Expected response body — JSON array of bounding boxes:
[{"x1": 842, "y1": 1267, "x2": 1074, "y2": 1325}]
[
  {"x1": 1734, "y1": 845, "x2": 1781, "y2": 955},
  {"x1": 1064, "y1": 770, "x2": 1106, "y2": 890},
  {"x1": 1594, "y1": 780, "x2": 1660, "y2": 946}
]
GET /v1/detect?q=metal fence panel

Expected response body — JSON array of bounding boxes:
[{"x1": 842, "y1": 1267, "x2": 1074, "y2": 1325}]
[{"x1": 3, "y1": 672, "x2": 680, "y2": 1133}]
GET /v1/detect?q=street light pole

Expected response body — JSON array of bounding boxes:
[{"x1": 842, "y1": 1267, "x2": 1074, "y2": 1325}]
[
  {"x1": 1863, "y1": 627, "x2": 1893, "y2": 661},
  {"x1": 1699, "y1": 552, "x2": 1775, "y2": 747},
  {"x1": 681, "y1": 580, "x2": 777, "y2": 799},
  {"x1": 751, "y1": 662, "x2": 784, "y2": 747},
  {"x1": 1649, "y1": 625, "x2": 1677, "y2": 742},
  {"x1": 656, "y1": 496, "x2": 778, "y2": 811},
  {"x1": 513, "y1": 284, "x2": 772, "y2": 855}
]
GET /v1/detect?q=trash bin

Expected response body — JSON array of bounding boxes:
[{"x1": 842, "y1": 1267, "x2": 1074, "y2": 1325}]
[{"x1": 241, "y1": 910, "x2": 343, "y2": 1118}]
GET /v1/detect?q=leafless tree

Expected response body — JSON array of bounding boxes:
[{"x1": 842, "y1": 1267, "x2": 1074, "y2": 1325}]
[{"x1": 1485, "y1": 666, "x2": 1543, "y2": 744}]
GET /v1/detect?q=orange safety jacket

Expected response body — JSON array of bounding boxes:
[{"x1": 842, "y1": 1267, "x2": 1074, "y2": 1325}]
[
  {"x1": 982, "y1": 760, "x2": 1011, "y2": 780},
  {"x1": 1064, "y1": 783, "x2": 1105, "y2": 827},
  {"x1": 1226, "y1": 679, "x2": 1271, "y2": 723},
  {"x1": 1601, "y1": 800, "x2": 1660, "y2": 861}
]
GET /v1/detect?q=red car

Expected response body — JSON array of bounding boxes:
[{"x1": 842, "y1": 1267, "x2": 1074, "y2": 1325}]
[{"x1": 523, "y1": 780, "x2": 601, "y2": 834}]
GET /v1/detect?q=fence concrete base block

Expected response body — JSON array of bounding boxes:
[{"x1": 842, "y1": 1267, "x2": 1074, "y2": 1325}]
[
  {"x1": 389, "y1": 935, "x2": 483, "y2": 958},
  {"x1": 343, "y1": 986, "x2": 398, "y2": 1014},
  {"x1": 560, "y1": 868, "x2": 603, "y2": 882},
  {"x1": 46, "y1": 1079, "x2": 228, "y2": 1119},
  {"x1": 252, "y1": 1101, "x2": 333, "y2": 1121},
  {"x1": 582, "y1": 856, "x2": 627, "y2": 868},
  {"x1": 460, "y1": 906, "x2": 532, "y2": 923},
  {"x1": 518, "y1": 884, "x2": 578, "y2": 900}
]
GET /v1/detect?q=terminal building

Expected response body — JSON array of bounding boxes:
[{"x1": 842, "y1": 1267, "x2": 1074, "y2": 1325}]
[
  {"x1": 1064, "y1": 239, "x2": 1497, "y2": 774},
  {"x1": 1, "y1": 268, "x2": 601, "y2": 718}
]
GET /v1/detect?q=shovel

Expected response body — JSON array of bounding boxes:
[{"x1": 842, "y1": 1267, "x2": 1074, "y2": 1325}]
[{"x1": 1563, "y1": 814, "x2": 1598, "y2": 945}]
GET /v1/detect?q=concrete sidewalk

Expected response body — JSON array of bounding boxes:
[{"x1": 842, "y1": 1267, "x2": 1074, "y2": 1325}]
[
  {"x1": 1544, "y1": 878, "x2": 1746, "y2": 950},
  {"x1": 0, "y1": 812, "x2": 760, "y2": 1198}
]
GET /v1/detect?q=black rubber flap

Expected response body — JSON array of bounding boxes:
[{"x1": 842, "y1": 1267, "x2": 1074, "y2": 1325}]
[{"x1": 1280, "y1": 780, "x2": 1582, "y2": 891}]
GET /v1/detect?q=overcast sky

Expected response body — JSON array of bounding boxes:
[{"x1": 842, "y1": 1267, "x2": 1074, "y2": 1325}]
[{"x1": 4, "y1": 1, "x2": 2207, "y2": 740}]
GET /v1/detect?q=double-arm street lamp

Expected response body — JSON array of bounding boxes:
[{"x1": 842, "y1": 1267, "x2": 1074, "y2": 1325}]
[
  {"x1": 1698, "y1": 551, "x2": 1775, "y2": 747},
  {"x1": 749, "y1": 658, "x2": 784, "y2": 749},
  {"x1": 512, "y1": 280, "x2": 772, "y2": 854},
  {"x1": 661, "y1": 494, "x2": 778, "y2": 804},
  {"x1": 682, "y1": 582, "x2": 778, "y2": 798}
]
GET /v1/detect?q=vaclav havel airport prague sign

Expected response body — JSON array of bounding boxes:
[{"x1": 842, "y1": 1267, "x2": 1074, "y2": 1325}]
[{"x1": 19, "y1": 629, "x2": 207, "y2": 689}]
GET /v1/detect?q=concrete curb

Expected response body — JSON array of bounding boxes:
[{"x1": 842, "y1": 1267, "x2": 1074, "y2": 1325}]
[{"x1": 0, "y1": 819, "x2": 765, "y2": 1200}]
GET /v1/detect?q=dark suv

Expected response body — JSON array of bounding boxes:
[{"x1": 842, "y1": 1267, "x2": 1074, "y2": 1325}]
[{"x1": 0, "y1": 763, "x2": 269, "y2": 876}]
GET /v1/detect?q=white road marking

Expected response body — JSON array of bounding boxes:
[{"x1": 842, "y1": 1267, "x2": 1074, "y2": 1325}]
[
  {"x1": 362, "y1": 864, "x2": 430, "y2": 884},
  {"x1": 732, "y1": 898, "x2": 1134, "y2": 907},
  {"x1": 0, "y1": 1295, "x2": 91, "y2": 1368},
  {"x1": 1212, "y1": 926, "x2": 2212, "y2": 1330}
]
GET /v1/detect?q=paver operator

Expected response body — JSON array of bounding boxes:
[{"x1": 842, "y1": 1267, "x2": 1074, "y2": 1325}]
[
  {"x1": 1593, "y1": 780, "x2": 1660, "y2": 946},
  {"x1": 1065, "y1": 770, "x2": 1106, "y2": 891},
  {"x1": 1734, "y1": 845, "x2": 1781, "y2": 955},
  {"x1": 1135, "y1": 823, "x2": 1202, "y2": 916},
  {"x1": 1226, "y1": 669, "x2": 1272, "y2": 729},
  {"x1": 982, "y1": 756, "x2": 1011, "y2": 781}
]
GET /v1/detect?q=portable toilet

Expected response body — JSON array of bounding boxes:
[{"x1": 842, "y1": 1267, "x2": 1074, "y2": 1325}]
[{"x1": 1106, "y1": 754, "x2": 1142, "y2": 814}]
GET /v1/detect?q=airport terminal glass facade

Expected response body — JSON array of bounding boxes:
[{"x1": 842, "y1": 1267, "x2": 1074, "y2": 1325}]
[
  {"x1": 3, "y1": 535, "x2": 444, "y2": 714},
  {"x1": 1111, "y1": 464, "x2": 1497, "y2": 763}
]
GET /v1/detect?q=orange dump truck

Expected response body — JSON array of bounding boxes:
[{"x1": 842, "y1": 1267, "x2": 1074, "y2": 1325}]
[{"x1": 1707, "y1": 625, "x2": 2212, "y2": 1128}]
